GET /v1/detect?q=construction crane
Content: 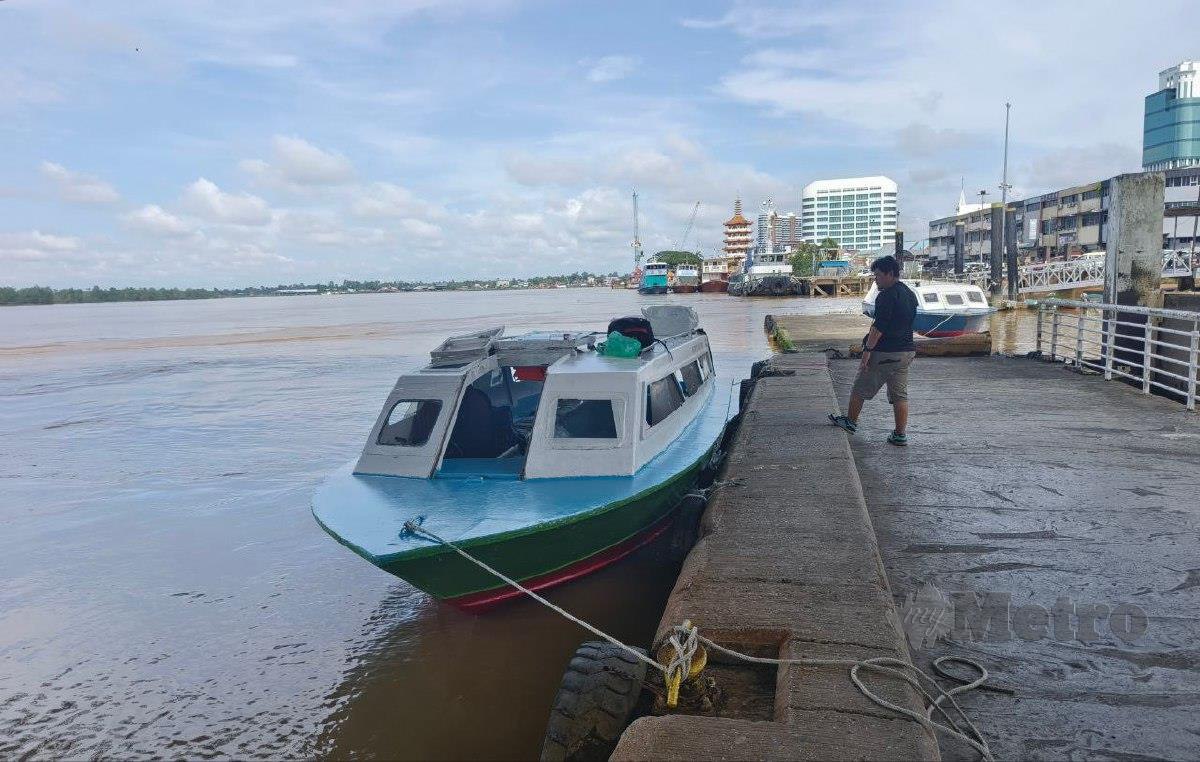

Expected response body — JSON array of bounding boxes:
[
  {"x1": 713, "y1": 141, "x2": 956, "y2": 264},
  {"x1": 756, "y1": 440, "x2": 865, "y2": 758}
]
[
  {"x1": 631, "y1": 191, "x2": 644, "y2": 267},
  {"x1": 675, "y1": 201, "x2": 701, "y2": 252}
]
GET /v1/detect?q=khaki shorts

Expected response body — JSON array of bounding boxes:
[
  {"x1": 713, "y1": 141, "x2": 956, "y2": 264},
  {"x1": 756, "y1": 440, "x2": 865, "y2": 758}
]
[{"x1": 851, "y1": 351, "x2": 915, "y2": 404}]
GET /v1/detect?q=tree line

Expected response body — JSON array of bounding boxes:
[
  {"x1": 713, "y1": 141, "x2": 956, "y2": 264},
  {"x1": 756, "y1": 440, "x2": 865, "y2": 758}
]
[{"x1": 0, "y1": 272, "x2": 624, "y2": 307}]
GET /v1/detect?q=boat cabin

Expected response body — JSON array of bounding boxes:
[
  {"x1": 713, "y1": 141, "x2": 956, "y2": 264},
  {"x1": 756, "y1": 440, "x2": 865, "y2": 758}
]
[
  {"x1": 354, "y1": 307, "x2": 718, "y2": 481},
  {"x1": 863, "y1": 281, "x2": 991, "y2": 317}
]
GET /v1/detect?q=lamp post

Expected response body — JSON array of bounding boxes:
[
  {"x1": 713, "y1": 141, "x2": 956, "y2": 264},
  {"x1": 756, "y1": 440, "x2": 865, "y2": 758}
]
[
  {"x1": 977, "y1": 189, "x2": 989, "y2": 264},
  {"x1": 1000, "y1": 102, "x2": 1015, "y2": 298}
]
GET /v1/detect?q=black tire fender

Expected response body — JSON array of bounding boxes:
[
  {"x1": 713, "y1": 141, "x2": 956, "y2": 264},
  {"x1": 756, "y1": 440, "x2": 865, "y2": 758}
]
[{"x1": 540, "y1": 641, "x2": 648, "y2": 761}]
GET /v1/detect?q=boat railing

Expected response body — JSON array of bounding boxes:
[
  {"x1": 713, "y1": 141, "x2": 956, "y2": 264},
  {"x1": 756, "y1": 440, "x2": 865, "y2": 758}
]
[{"x1": 1035, "y1": 298, "x2": 1200, "y2": 411}]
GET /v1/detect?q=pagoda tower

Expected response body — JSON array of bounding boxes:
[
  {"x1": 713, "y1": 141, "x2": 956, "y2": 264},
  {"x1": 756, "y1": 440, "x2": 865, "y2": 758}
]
[{"x1": 722, "y1": 198, "x2": 752, "y2": 261}]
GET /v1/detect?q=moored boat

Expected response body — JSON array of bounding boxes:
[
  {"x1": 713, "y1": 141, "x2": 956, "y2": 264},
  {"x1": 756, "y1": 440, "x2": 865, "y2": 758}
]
[
  {"x1": 863, "y1": 281, "x2": 995, "y2": 337},
  {"x1": 672, "y1": 264, "x2": 699, "y2": 293},
  {"x1": 312, "y1": 306, "x2": 735, "y2": 611},
  {"x1": 638, "y1": 262, "x2": 669, "y2": 294}
]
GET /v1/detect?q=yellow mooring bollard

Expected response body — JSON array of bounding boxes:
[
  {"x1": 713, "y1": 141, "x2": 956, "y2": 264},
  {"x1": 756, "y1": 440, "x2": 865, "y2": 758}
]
[{"x1": 656, "y1": 621, "x2": 708, "y2": 710}]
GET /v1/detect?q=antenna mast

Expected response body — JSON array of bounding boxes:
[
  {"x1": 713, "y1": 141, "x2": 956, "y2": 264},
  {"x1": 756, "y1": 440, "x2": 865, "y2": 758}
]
[{"x1": 631, "y1": 191, "x2": 643, "y2": 267}]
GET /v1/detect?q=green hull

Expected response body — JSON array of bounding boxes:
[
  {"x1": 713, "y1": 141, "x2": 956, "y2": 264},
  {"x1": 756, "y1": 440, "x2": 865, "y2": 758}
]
[{"x1": 382, "y1": 453, "x2": 706, "y2": 602}]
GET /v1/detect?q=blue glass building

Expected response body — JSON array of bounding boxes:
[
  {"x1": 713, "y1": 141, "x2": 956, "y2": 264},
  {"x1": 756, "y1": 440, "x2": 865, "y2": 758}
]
[{"x1": 1143, "y1": 62, "x2": 1200, "y2": 171}]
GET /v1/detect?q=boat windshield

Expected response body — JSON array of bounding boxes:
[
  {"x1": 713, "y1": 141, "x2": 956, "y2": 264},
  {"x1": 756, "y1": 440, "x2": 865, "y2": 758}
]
[{"x1": 440, "y1": 367, "x2": 543, "y2": 475}]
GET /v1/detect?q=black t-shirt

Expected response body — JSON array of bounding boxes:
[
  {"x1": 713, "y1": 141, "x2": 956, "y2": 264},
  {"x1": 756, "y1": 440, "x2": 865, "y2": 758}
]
[{"x1": 869, "y1": 281, "x2": 917, "y2": 352}]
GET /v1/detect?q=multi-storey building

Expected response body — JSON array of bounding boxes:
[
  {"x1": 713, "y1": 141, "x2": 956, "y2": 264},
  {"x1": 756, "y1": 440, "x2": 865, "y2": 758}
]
[
  {"x1": 801, "y1": 176, "x2": 897, "y2": 251},
  {"x1": 756, "y1": 210, "x2": 801, "y2": 249},
  {"x1": 926, "y1": 167, "x2": 1200, "y2": 267},
  {"x1": 1144, "y1": 61, "x2": 1200, "y2": 171}
]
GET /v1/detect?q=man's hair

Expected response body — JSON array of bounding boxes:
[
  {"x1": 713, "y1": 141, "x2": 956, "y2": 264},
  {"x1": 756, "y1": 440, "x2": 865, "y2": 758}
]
[{"x1": 870, "y1": 255, "x2": 901, "y2": 277}]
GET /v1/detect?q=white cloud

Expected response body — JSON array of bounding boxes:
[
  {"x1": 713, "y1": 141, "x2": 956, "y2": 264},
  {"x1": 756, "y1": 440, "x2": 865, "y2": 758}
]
[
  {"x1": 585, "y1": 55, "x2": 640, "y2": 83},
  {"x1": 122, "y1": 204, "x2": 193, "y2": 237},
  {"x1": 181, "y1": 178, "x2": 273, "y2": 226},
  {"x1": 0, "y1": 230, "x2": 83, "y2": 262},
  {"x1": 350, "y1": 182, "x2": 445, "y2": 220},
  {"x1": 40, "y1": 162, "x2": 121, "y2": 205},
  {"x1": 242, "y1": 135, "x2": 355, "y2": 188}
]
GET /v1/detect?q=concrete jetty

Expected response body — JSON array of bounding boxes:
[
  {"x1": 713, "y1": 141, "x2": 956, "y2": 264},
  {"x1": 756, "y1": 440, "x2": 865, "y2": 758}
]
[
  {"x1": 831, "y1": 355, "x2": 1200, "y2": 760},
  {"x1": 614, "y1": 310, "x2": 1200, "y2": 760},
  {"x1": 612, "y1": 354, "x2": 940, "y2": 761}
]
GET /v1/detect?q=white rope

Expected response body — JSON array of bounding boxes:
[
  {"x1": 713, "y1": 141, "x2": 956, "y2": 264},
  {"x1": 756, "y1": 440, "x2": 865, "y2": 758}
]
[
  {"x1": 402, "y1": 520, "x2": 664, "y2": 675},
  {"x1": 665, "y1": 623, "x2": 994, "y2": 761},
  {"x1": 403, "y1": 519, "x2": 994, "y2": 761}
]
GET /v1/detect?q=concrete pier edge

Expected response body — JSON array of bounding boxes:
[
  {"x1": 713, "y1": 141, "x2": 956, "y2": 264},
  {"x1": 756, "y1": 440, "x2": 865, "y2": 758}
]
[{"x1": 611, "y1": 354, "x2": 940, "y2": 761}]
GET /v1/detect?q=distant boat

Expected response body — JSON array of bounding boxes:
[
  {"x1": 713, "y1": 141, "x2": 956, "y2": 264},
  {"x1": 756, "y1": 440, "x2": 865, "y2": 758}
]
[
  {"x1": 311, "y1": 306, "x2": 735, "y2": 611},
  {"x1": 863, "y1": 281, "x2": 995, "y2": 337},
  {"x1": 639, "y1": 262, "x2": 669, "y2": 295},
  {"x1": 672, "y1": 264, "x2": 699, "y2": 293},
  {"x1": 700, "y1": 258, "x2": 730, "y2": 293}
]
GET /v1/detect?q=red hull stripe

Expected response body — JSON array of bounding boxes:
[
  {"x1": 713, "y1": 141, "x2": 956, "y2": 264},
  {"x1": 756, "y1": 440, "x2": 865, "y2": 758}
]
[
  {"x1": 922, "y1": 329, "x2": 969, "y2": 338},
  {"x1": 446, "y1": 512, "x2": 676, "y2": 613}
]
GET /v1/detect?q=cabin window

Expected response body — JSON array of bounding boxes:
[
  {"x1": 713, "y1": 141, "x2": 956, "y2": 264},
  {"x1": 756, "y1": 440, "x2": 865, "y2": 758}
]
[
  {"x1": 378, "y1": 399, "x2": 442, "y2": 446},
  {"x1": 967, "y1": 292, "x2": 985, "y2": 304},
  {"x1": 646, "y1": 373, "x2": 685, "y2": 426},
  {"x1": 554, "y1": 399, "x2": 618, "y2": 439},
  {"x1": 680, "y1": 361, "x2": 704, "y2": 397},
  {"x1": 945, "y1": 293, "x2": 965, "y2": 306},
  {"x1": 923, "y1": 292, "x2": 940, "y2": 304}
]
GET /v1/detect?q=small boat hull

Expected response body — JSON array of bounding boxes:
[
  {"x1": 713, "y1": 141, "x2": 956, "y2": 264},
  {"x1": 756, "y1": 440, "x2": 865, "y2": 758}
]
[
  {"x1": 699, "y1": 279, "x2": 728, "y2": 293},
  {"x1": 913, "y1": 311, "x2": 992, "y2": 338},
  {"x1": 671, "y1": 284, "x2": 698, "y2": 294},
  {"x1": 638, "y1": 285, "x2": 668, "y2": 295}
]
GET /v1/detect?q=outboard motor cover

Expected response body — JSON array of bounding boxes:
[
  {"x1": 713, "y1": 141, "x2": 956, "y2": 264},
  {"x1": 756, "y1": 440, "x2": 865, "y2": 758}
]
[{"x1": 606, "y1": 316, "x2": 655, "y2": 349}]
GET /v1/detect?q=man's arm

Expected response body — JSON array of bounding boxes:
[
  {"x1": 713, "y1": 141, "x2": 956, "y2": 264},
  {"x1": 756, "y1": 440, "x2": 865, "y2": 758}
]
[{"x1": 860, "y1": 325, "x2": 882, "y2": 370}]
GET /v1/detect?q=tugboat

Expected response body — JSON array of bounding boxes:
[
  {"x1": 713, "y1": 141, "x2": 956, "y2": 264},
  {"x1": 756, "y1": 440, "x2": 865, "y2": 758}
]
[
  {"x1": 312, "y1": 306, "x2": 735, "y2": 611},
  {"x1": 863, "y1": 281, "x2": 995, "y2": 337},
  {"x1": 672, "y1": 264, "x2": 699, "y2": 293},
  {"x1": 638, "y1": 262, "x2": 669, "y2": 294}
]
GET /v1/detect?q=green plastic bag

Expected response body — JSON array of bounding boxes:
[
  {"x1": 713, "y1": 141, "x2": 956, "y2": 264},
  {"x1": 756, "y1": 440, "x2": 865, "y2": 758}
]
[{"x1": 602, "y1": 330, "x2": 642, "y2": 358}]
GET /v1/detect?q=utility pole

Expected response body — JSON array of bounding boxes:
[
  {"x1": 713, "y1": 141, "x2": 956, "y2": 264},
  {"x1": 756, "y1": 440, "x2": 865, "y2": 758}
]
[
  {"x1": 1192, "y1": 183, "x2": 1199, "y2": 275},
  {"x1": 977, "y1": 189, "x2": 989, "y2": 264},
  {"x1": 1000, "y1": 102, "x2": 1015, "y2": 298}
]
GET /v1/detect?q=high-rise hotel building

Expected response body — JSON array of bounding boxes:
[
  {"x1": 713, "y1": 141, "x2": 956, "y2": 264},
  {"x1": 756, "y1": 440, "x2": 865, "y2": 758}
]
[
  {"x1": 1144, "y1": 61, "x2": 1200, "y2": 171},
  {"x1": 800, "y1": 176, "x2": 898, "y2": 251}
]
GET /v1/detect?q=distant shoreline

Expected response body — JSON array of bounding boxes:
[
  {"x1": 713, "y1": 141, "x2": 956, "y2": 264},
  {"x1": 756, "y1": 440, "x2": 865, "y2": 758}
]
[{"x1": 0, "y1": 277, "x2": 622, "y2": 307}]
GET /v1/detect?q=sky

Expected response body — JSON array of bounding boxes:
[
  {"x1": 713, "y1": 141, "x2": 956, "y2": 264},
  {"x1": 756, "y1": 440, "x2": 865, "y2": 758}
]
[{"x1": 1, "y1": 0, "x2": 1197, "y2": 287}]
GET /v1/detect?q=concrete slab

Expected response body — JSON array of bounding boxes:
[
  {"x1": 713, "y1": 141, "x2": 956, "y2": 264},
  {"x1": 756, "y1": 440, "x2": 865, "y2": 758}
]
[
  {"x1": 612, "y1": 354, "x2": 940, "y2": 761},
  {"x1": 830, "y1": 355, "x2": 1200, "y2": 761}
]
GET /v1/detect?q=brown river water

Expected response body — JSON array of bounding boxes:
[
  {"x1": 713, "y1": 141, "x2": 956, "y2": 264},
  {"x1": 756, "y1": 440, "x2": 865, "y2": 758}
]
[{"x1": 0, "y1": 288, "x2": 1039, "y2": 759}]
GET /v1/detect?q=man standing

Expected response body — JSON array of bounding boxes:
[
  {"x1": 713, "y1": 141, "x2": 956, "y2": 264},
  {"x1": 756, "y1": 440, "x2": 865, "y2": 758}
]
[{"x1": 829, "y1": 255, "x2": 917, "y2": 446}]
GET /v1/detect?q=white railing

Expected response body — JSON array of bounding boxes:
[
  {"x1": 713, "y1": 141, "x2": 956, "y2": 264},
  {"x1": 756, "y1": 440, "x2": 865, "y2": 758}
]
[
  {"x1": 1163, "y1": 249, "x2": 1197, "y2": 278},
  {"x1": 932, "y1": 270, "x2": 991, "y2": 289},
  {"x1": 1036, "y1": 298, "x2": 1200, "y2": 411},
  {"x1": 1019, "y1": 251, "x2": 1197, "y2": 294},
  {"x1": 1018, "y1": 257, "x2": 1105, "y2": 294}
]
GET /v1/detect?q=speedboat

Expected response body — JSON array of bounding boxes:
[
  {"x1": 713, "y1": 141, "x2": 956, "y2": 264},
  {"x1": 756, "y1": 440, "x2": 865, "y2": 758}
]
[
  {"x1": 863, "y1": 281, "x2": 995, "y2": 337},
  {"x1": 312, "y1": 306, "x2": 735, "y2": 612}
]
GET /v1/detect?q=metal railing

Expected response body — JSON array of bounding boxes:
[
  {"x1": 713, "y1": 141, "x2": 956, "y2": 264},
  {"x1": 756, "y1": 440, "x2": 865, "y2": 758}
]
[
  {"x1": 1018, "y1": 257, "x2": 1105, "y2": 293},
  {"x1": 1036, "y1": 298, "x2": 1200, "y2": 410},
  {"x1": 1163, "y1": 249, "x2": 1197, "y2": 278},
  {"x1": 1018, "y1": 251, "x2": 1197, "y2": 294}
]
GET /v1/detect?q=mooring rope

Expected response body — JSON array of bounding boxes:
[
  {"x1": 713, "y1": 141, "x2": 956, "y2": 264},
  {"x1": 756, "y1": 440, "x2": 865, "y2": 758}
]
[{"x1": 402, "y1": 519, "x2": 994, "y2": 761}]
